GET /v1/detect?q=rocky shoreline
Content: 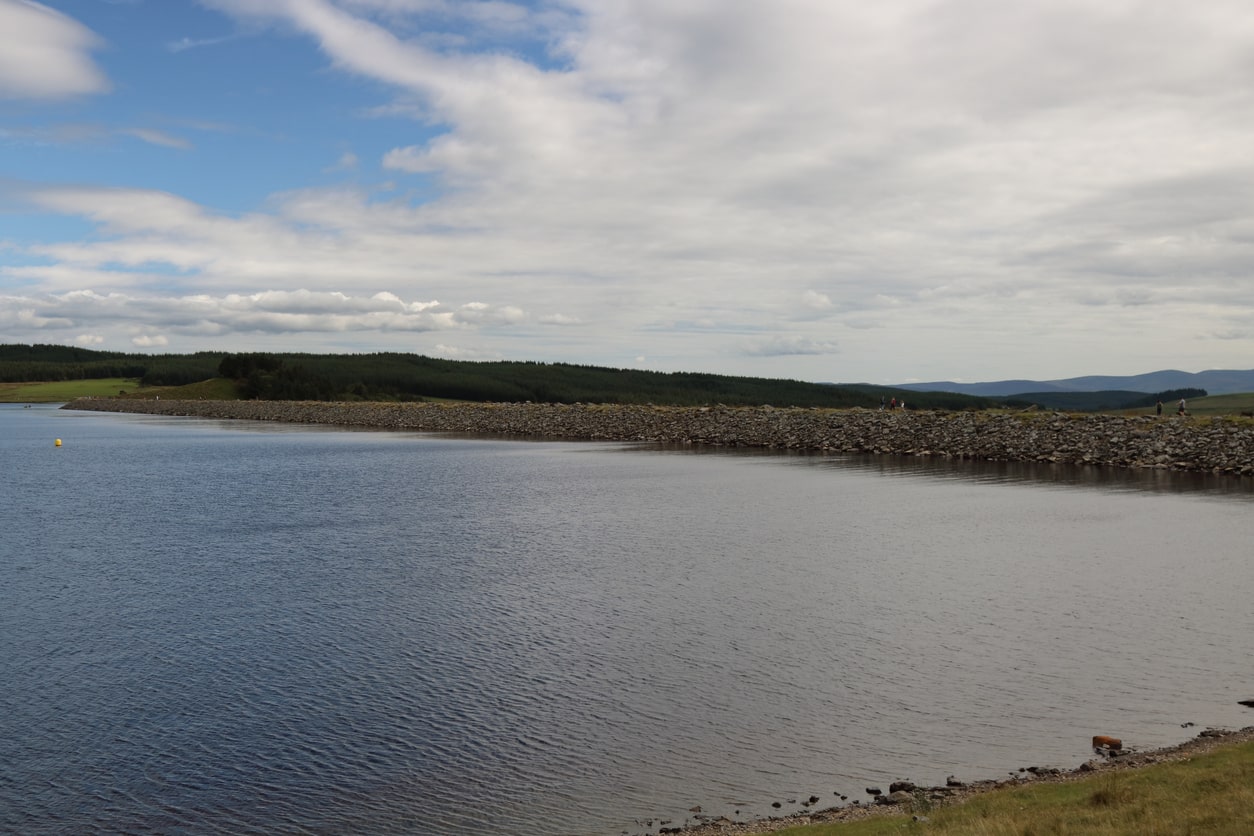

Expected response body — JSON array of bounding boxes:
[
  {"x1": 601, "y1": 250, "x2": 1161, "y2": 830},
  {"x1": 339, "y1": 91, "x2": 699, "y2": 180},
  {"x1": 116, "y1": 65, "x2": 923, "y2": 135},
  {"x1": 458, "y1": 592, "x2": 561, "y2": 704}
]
[
  {"x1": 64, "y1": 399, "x2": 1254, "y2": 476},
  {"x1": 674, "y1": 726, "x2": 1254, "y2": 835}
]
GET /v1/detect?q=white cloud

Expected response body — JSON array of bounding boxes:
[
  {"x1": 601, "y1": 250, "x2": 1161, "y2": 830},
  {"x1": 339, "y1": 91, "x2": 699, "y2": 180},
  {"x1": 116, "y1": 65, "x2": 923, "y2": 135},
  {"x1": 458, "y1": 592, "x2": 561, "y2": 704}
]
[
  {"x1": 431, "y1": 342, "x2": 502, "y2": 360},
  {"x1": 327, "y1": 150, "x2": 360, "y2": 171},
  {"x1": 0, "y1": 288, "x2": 534, "y2": 347},
  {"x1": 131, "y1": 334, "x2": 169, "y2": 347},
  {"x1": 8, "y1": 1, "x2": 1254, "y2": 381},
  {"x1": 0, "y1": 123, "x2": 193, "y2": 151},
  {"x1": 0, "y1": 0, "x2": 110, "y2": 99},
  {"x1": 743, "y1": 336, "x2": 839, "y2": 357},
  {"x1": 120, "y1": 128, "x2": 193, "y2": 150},
  {"x1": 538, "y1": 313, "x2": 580, "y2": 325},
  {"x1": 801, "y1": 290, "x2": 832, "y2": 311},
  {"x1": 9, "y1": 306, "x2": 72, "y2": 329},
  {"x1": 454, "y1": 301, "x2": 525, "y2": 325},
  {"x1": 166, "y1": 33, "x2": 241, "y2": 53}
]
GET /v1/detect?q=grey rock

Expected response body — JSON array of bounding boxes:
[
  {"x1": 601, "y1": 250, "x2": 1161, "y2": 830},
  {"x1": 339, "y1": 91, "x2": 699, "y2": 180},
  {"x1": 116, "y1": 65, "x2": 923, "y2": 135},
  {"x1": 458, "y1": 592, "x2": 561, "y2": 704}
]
[{"x1": 63, "y1": 400, "x2": 1254, "y2": 477}]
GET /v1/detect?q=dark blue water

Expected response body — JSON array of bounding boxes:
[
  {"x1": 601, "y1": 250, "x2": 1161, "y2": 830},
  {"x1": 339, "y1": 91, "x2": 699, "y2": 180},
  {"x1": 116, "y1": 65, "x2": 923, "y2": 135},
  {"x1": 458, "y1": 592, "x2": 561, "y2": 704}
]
[{"x1": 3, "y1": 404, "x2": 1253, "y2": 835}]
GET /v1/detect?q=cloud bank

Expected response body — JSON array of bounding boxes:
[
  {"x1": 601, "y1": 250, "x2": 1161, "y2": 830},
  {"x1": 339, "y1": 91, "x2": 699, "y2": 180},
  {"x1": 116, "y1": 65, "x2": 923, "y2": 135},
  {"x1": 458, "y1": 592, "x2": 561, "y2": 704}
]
[
  {"x1": 4, "y1": 0, "x2": 1254, "y2": 381},
  {"x1": 0, "y1": 0, "x2": 109, "y2": 99}
]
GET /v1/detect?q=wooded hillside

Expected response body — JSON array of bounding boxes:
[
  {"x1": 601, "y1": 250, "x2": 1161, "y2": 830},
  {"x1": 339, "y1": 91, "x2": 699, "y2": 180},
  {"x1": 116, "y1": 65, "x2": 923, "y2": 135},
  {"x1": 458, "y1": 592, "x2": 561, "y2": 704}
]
[{"x1": 0, "y1": 344, "x2": 988, "y2": 409}]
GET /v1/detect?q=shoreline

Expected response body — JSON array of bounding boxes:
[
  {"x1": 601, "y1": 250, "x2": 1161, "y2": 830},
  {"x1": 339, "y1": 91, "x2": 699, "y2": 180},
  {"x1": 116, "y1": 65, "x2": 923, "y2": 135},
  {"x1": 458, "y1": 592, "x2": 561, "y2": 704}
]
[
  {"x1": 675, "y1": 725, "x2": 1254, "y2": 835},
  {"x1": 62, "y1": 399, "x2": 1254, "y2": 477}
]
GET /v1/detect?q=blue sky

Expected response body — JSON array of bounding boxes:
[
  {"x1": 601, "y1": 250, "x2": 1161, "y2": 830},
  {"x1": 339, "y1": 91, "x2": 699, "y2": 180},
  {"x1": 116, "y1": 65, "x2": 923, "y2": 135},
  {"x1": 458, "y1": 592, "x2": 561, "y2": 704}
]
[{"x1": 4, "y1": 0, "x2": 1254, "y2": 383}]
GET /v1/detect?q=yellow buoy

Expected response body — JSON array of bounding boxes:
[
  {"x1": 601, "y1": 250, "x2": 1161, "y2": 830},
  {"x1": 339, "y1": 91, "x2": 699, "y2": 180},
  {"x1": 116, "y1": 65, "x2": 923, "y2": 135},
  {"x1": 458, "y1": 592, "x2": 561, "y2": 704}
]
[{"x1": 55, "y1": 438, "x2": 62, "y2": 447}]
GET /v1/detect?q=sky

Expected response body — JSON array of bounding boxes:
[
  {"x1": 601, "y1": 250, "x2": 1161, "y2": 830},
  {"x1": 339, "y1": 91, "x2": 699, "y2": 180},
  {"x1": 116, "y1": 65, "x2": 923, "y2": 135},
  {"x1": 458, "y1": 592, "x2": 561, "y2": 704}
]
[{"x1": 3, "y1": 0, "x2": 1254, "y2": 385}]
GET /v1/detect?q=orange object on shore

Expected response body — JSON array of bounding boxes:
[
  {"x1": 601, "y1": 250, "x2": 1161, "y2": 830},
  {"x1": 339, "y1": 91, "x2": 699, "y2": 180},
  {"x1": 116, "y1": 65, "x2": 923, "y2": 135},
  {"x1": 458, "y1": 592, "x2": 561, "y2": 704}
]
[{"x1": 1092, "y1": 735, "x2": 1122, "y2": 750}]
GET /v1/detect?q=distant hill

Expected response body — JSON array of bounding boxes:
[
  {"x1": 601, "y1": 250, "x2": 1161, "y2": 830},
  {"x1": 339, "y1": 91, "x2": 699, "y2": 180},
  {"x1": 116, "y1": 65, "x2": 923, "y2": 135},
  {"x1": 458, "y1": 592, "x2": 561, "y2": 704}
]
[
  {"x1": 886, "y1": 369, "x2": 1254, "y2": 397},
  {"x1": 0, "y1": 343, "x2": 993, "y2": 409}
]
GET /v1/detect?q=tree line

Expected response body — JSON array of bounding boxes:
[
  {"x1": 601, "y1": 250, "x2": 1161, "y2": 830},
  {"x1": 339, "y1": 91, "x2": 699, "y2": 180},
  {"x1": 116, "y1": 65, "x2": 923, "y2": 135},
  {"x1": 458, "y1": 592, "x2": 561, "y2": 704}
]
[
  {"x1": 212, "y1": 351, "x2": 994, "y2": 408},
  {"x1": 0, "y1": 344, "x2": 222, "y2": 386},
  {"x1": 1, "y1": 343, "x2": 997, "y2": 409},
  {"x1": 3, "y1": 343, "x2": 1206, "y2": 410}
]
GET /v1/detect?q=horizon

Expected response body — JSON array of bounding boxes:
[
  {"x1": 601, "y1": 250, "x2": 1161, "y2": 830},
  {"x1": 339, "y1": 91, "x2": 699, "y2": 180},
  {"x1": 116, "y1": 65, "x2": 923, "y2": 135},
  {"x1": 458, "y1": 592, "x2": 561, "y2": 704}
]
[
  {"x1": 7, "y1": 341, "x2": 1250, "y2": 390},
  {"x1": 4, "y1": 2, "x2": 1254, "y2": 384}
]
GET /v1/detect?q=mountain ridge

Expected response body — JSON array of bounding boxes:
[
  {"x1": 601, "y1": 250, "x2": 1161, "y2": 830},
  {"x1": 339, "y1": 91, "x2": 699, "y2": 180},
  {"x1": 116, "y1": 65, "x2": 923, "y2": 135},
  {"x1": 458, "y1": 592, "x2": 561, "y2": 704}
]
[{"x1": 882, "y1": 369, "x2": 1254, "y2": 397}]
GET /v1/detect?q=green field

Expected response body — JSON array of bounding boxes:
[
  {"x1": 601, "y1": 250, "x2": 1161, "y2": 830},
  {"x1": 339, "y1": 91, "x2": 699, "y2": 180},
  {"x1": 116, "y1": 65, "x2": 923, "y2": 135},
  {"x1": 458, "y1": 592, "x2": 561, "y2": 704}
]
[
  {"x1": 114, "y1": 377, "x2": 241, "y2": 401},
  {"x1": 1182, "y1": 392, "x2": 1254, "y2": 416},
  {"x1": 0, "y1": 377, "x2": 242, "y2": 403},
  {"x1": 0, "y1": 378, "x2": 143, "y2": 403},
  {"x1": 1110, "y1": 392, "x2": 1254, "y2": 418}
]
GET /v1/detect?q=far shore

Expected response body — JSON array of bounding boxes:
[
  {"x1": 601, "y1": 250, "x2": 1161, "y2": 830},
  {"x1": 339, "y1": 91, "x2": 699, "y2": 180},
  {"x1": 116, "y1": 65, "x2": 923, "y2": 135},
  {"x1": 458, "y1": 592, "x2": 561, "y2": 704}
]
[{"x1": 64, "y1": 398, "x2": 1254, "y2": 477}]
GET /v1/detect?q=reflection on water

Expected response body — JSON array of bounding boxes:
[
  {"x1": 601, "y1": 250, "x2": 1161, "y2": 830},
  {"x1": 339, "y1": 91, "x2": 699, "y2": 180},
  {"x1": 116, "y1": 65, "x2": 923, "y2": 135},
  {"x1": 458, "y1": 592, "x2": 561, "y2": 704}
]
[
  {"x1": 647, "y1": 442, "x2": 1254, "y2": 498},
  {"x1": 842, "y1": 452, "x2": 1254, "y2": 495},
  {"x1": 2, "y1": 405, "x2": 1253, "y2": 835}
]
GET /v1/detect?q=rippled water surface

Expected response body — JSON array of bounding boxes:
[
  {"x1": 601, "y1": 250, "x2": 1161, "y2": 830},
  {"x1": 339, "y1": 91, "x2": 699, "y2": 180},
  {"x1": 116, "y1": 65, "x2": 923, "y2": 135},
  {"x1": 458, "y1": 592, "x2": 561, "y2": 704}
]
[{"x1": 3, "y1": 404, "x2": 1253, "y2": 835}]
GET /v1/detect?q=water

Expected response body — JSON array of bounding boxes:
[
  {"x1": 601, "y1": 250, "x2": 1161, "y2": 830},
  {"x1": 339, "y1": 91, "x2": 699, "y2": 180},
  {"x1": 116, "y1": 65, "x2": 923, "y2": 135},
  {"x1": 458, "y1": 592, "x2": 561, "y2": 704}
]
[{"x1": 2, "y1": 404, "x2": 1252, "y2": 835}]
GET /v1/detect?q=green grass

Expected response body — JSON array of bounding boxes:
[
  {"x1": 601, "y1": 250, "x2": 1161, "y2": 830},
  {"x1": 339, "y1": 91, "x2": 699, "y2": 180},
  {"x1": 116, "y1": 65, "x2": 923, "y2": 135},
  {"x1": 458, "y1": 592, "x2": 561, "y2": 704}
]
[
  {"x1": 1109, "y1": 392, "x2": 1254, "y2": 418},
  {"x1": 115, "y1": 378, "x2": 242, "y2": 400},
  {"x1": 0, "y1": 377, "x2": 243, "y2": 403},
  {"x1": 1183, "y1": 392, "x2": 1254, "y2": 416},
  {"x1": 768, "y1": 741, "x2": 1254, "y2": 836},
  {"x1": 0, "y1": 378, "x2": 143, "y2": 402}
]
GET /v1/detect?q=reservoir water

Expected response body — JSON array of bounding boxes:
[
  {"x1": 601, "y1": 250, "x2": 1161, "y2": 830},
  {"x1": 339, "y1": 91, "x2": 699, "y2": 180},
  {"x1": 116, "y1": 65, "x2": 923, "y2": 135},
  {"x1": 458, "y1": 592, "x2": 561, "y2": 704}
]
[{"x1": 2, "y1": 403, "x2": 1252, "y2": 835}]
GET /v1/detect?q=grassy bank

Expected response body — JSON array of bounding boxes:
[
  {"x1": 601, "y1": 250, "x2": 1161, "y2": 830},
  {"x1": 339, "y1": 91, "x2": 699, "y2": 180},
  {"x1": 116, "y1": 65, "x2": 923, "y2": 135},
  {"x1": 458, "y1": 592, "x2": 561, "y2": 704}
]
[
  {"x1": 742, "y1": 736, "x2": 1254, "y2": 836},
  {"x1": 1105, "y1": 394, "x2": 1254, "y2": 418},
  {"x1": 112, "y1": 378, "x2": 241, "y2": 400},
  {"x1": 1181, "y1": 393, "x2": 1254, "y2": 417},
  {"x1": 0, "y1": 378, "x2": 141, "y2": 402},
  {"x1": 0, "y1": 377, "x2": 241, "y2": 403}
]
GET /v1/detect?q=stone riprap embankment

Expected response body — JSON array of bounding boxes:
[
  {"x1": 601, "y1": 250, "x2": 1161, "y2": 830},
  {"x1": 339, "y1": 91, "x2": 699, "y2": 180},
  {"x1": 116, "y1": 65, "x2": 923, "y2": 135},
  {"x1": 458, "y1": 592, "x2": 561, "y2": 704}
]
[{"x1": 63, "y1": 399, "x2": 1254, "y2": 476}]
